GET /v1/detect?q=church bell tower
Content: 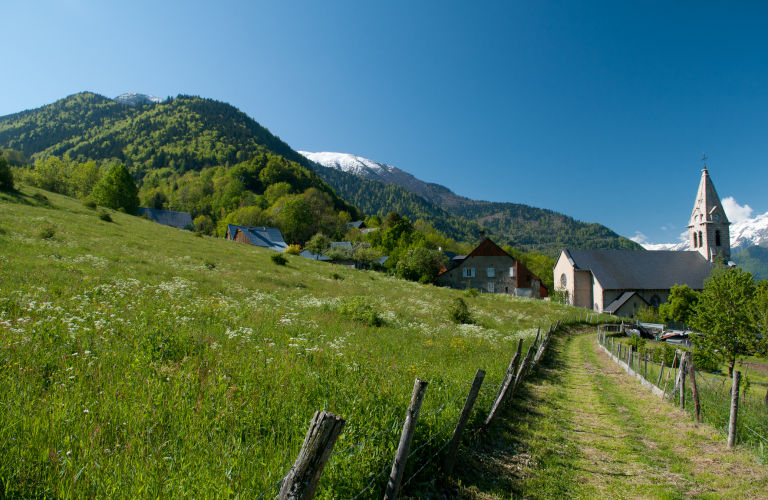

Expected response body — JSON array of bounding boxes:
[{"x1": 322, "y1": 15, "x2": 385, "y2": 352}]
[{"x1": 688, "y1": 155, "x2": 730, "y2": 262}]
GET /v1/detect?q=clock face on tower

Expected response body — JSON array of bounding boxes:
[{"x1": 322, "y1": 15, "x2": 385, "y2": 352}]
[{"x1": 714, "y1": 214, "x2": 719, "y2": 220}]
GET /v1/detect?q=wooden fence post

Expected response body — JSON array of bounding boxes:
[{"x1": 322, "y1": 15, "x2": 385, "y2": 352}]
[
  {"x1": 444, "y1": 369, "x2": 485, "y2": 475},
  {"x1": 727, "y1": 371, "x2": 741, "y2": 449},
  {"x1": 491, "y1": 339, "x2": 523, "y2": 410},
  {"x1": 644, "y1": 351, "x2": 648, "y2": 380},
  {"x1": 657, "y1": 357, "x2": 665, "y2": 388},
  {"x1": 384, "y1": 379, "x2": 428, "y2": 500},
  {"x1": 679, "y1": 352, "x2": 687, "y2": 410},
  {"x1": 611, "y1": 337, "x2": 615, "y2": 356},
  {"x1": 533, "y1": 326, "x2": 552, "y2": 367},
  {"x1": 688, "y1": 358, "x2": 701, "y2": 423},
  {"x1": 278, "y1": 411, "x2": 346, "y2": 500},
  {"x1": 513, "y1": 343, "x2": 537, "y2": 391}
]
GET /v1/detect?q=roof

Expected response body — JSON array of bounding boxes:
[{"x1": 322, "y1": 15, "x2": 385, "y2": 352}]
[
  {"x1": 603, "y1": 292, "x2": 649, "y2": 314},
  {"x1": 299, "y1": 241, "x2": 352, "y2": 261},
  {"x1": 137, "y1": 208, "x2": 194, "y2": 230},
  {"x1": 347, "y1": 221, "x2": 367, "y2": 229},
  {"x1": 232, "y1": 227, "x2": 287, "y2": 251},
  {"x1": 562, "y1": 249, "x2": 715, "y2": 290}
]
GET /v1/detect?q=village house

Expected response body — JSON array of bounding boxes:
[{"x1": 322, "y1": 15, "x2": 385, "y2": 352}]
[
  {"x1": 435, "y1": 232, "x2": 549, "y2": 298},
  {"x1": 137, "y1": 207, "x2": 194, "y2": 230},
  {"x1": 553, "y1": 164, "x2": 727, "y2": 316},
  {"x1": 227, "y1": 225, "x2": 288, "y2": 252}
]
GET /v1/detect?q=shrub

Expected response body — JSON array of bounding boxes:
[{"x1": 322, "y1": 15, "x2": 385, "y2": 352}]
[
  {"x1": 464, "y1": 287, "x2": 480, "y2": 298},
  {"x1": 627, "y1": 334, "x2": 646, "y2": 352},
  {"x1": 194, "y1": 232, "x2": 203, "y2": 238},
  {"x1": 448, "y1": 297, "x2": 473, "y2": 324},
  {"x1": 83, "y1": 200, "x2": 97, "y2": 210},
  {"x1": 33, "y1": 192, "x2": 48, "y2": 203},
  {"x1": 692, "y1": 347, "x2": 721, "y2": 373},
  {"x1": 39, "y1": 223, "x2": 56, "y2": 240},
  {"x1": 0, "y1": 158, "x2": 14, "y2": 191},
  {"x1": 330, "y1": 272, "x2": 344, "y2": 281},
  {"x1": 338, "y1": 297, "x2": 384, "y2": 327},
  {"x1": 204, "y1": 259, "x2": 216, "y2": 270},
  {"x1": 271, "y1": 254, "x2": 288, "y2": 266},
  {"x1": 284, "y1": 244, "x2": 302, "y2": 255},
  {"x1": 98, "y1": 211, "x2": 113, "y2": 222}
]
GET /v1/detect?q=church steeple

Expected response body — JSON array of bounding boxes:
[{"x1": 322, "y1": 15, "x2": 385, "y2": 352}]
[{"x1": 688, "y1": 154, "x2": 730, "y2": 262}]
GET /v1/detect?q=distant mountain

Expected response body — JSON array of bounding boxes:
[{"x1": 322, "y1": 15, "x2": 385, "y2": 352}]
[
  {"x1": 642, "y1": 211, "x2": 768, "y2": 254},
  {"x1": 732, "y1": 244, "x2": 768, "y2": 281},
  {"x1": 113, "y1": 93, "x2": 164, "y2": 106},
  {"x1": 302, "y1": 151, "x2": 642, "y2": 255}
]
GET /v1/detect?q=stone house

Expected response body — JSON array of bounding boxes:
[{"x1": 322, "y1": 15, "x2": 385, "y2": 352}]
[
  {"x1": 435, "y1": 233, "x2": 548, "y2": 298},
  {"x1": 229, "y1": 225, "x2": 288, "y2": 252}
]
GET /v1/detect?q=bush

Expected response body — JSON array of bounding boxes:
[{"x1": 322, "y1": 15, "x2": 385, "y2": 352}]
[
  {"x1": 448, "y1": 297, "x2": 473, "y2": 324},
  {"x1": 271, "y1": 254, "x2": 288, "y2": 266},
  {"x1": 204, "y1": 259, "x2": 216, "y2": 270},
  {"x1": 98, "y1": 211, "x2": 113, "y2": 222},
  {"x1": 33, "y1": 192, "x2": 49, "y2": 203},
  {"x1": 330, "y1": 272, "x2": 344, "y2": 281},
  {"x1": 83, "y1": 200, "x2": 97, "y2": 210},
  {"x1": 284, "y1": 244, "x2": 302, "y2": 255},
  {"x1": 692, "y1": 348, "x2": 721, "y2": 373},
  {"x1": 627, "y1": 334, "x2": 646, "y2": 352},
  {"x1": 194, "y1": 232, "x2": 203, "y2": 238},
  {"x1": 0, "y1": 157, "x2": 14, "y2": 191},
  {"x1": 338, "y1": 297, "x2": 384, "y2": 327},
  {"x1": 39, "y1": 223, "x2": 56, "y2": 240},
  {"x1": 464, "y1": 287, "x2": 480, "y2": 298}
]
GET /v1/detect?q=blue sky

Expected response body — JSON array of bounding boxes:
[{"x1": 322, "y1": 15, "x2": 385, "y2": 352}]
[{"x1": 2, "y1": 0, "x2": 767, "y2": 245}]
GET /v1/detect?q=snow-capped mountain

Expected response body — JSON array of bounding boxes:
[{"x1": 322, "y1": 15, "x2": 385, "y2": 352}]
[
  {"x1": 299, "y1": 151, "x2": 454, "y2": 204},
  {"x1": 113, "y1": 93, "x2": 164, "y2": 106},
  {"x1": 642, "y1": 211, "x2": 768, "y2": 254}
]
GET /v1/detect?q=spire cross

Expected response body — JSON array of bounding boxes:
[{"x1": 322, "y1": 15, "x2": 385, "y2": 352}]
[{"x1": 701, "y1": 153, "x2": 707, "y2": 168}]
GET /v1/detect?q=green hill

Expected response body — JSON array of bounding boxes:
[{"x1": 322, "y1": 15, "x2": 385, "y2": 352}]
[
  {"x1": 732, "y1": 244, "x2": 768, "y2": 281},
  {"x1": 2, "y1": 92, "x2": 642, "y2": 253},
  {"x1": 312, "y1": 162, "x2": 642, "y2": 256},
  {"x1": 0, "y1": 186, "x2": 575, "y2": 498}
]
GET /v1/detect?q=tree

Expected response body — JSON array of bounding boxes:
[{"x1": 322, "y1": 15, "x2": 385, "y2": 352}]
[
  {"x1": 659, "y1": 284, "x2": 700, "y2": 326},
  {"x1": 194, "y1": 215, "x2": 214, "y2": 235},
  {"x1": 353, "y1": 242, "x2": 383, "y2": 268},
  {"x1": 395, "y1": 247, "x2": 448, "y2": 283},
  {"x1": 0, "y1": 157, "x2": 13, "y2": 191},
  {"x1": 91, "y1": 164, "x2": 140, "y2": 214},
  {"x1": 691, "y1": 267, "x2": 758, "y2": 376},
  {"x1": 305, "y1": 233, "x2": 331, "y2": 259},
  {"x1": 751, "y1": 282, "x2": 768, "y2": 356},
  {"x1": 278, "y1": 197, "x2": 313, "y2": 244},
  {"x1": 323, "y1": 244, "x2": 354, "y2": 263}
]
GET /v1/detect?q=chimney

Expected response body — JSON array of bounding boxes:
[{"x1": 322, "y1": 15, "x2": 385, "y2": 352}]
[{"x1": 479, "y1": 230, "x2": 486, "y2": 242}]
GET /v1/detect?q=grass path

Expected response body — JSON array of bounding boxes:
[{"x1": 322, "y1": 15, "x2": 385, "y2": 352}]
[{"x1": 440, "y1": 328, "x2": 768, "y2": 499}]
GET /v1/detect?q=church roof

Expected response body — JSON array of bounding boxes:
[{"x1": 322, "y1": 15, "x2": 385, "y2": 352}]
[
  {"x1": 690, "y1": 167, "x2": 729, "y2": 225},
  {"x1": 562, "y1": 249, "x2": 716, "y2": 291}
]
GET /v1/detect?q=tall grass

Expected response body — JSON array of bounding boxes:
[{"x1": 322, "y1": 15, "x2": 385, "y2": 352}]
[{"x1": 0, "y1": 187, "x2": 576, "y2": 498}]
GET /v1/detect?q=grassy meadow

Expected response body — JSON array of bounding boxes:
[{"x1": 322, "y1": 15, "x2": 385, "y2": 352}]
[{"x1": 0, "y1": 186, "x2": 582, "y2": 499}]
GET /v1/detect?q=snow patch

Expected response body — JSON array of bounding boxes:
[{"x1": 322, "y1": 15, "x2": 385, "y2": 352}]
[{"x1": 113, "y1": 93, "x2": 164, "y2": 106}]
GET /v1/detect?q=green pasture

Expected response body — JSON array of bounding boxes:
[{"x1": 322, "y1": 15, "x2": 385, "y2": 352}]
[{"x1": 0, "y1": 187, "x2": 583, "y2": 499}]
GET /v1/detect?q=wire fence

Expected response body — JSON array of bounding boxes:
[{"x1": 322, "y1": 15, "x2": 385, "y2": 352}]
[{"x1": 597, "y1": 327, "x2": 768, "y2": 463}]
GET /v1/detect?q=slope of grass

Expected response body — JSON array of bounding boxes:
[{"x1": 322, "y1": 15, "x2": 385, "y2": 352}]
[
  {"x1": 0, "y1": 186, "x2": 575, "y2": 499},
  {"x1": 443, "y1": 330, "x2": 768, "y2": 499}
]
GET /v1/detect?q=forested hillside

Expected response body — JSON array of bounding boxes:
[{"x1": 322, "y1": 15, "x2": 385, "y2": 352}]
[
  {"x1": 312, "y1": 162, "x2": 641, "y2": 256},
  {"x1": 732, "y1": 245, "x2": 768, "y2": 281},
  {"x1": 1, "y1": 91, "x2": 641, "y2": 255}
]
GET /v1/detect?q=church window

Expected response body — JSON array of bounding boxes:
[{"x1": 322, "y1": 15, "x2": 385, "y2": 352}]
[
  {"x1": 715, "y1": 230, "x2": 721, "y2": 246},
  {"x1": 561, "y1": 274, "x2": 567, "y2": 288},
  {"x1": 693, "y1": 233, "x2": 697, "y2": 248},
  {"x1": 698, "y1": 231, "x2": 703, "y2": 248},
  {"x1": 650, "y1": 295, "x2": 661, "y2": 308},
  {"x1": 594, "y1": 303, "x2": 599, "y2": 311},
  {"x1": 694, "y1": 215, "x2": 699, "y2": 222}
]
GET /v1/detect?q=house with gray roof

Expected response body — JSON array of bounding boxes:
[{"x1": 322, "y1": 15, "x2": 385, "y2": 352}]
[
  {"x1": 137, "y1": 208, "x2": 194, "y2": 230},
  {"x1": 230, "y1": 226, "x2": 287, "y2": 252}
]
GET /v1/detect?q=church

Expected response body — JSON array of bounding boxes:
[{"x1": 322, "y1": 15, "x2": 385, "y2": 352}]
[{"x1": 553, "y1": 163, "x2": 730, "y2": 317}]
